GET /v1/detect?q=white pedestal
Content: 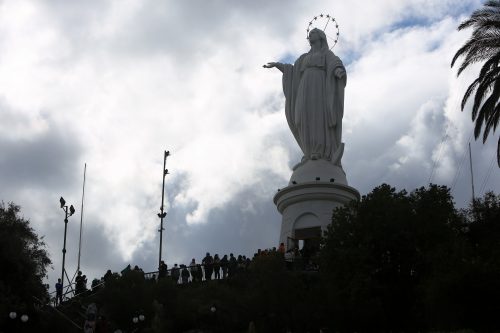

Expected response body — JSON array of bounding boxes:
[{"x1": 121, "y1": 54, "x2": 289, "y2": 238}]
[{"x1": 273, "y1": 159, "x2": 360, "y2": 248}]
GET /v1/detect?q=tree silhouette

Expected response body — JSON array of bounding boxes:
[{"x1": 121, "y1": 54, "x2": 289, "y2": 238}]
[
  {"x1": 0, "y1": 202, "x2": 51, "y2": 330},
  {"x1": 451, "y1": 0, "x2": 500, "y2": 167}
]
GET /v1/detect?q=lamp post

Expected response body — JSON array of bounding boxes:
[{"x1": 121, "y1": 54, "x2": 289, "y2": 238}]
[
  {"x1": 157, "y1": 150, "x2": 170, "y2": 270},
  {"x1": 59, "y1": 196, "x2": 75, "y2": 293}
]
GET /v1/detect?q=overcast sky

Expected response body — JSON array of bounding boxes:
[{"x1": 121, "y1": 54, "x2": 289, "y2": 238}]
[{"x1": 1, "y1": 0, "x2": 499, "y2": 288}]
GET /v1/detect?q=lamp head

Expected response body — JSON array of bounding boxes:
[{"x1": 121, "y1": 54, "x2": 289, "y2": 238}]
[
  {"x1": 69, "y1": 205, "x2": 75, "y2": 216},
  {"x1": 60, "y1": 197, "x2": 66, "y2": 208}
]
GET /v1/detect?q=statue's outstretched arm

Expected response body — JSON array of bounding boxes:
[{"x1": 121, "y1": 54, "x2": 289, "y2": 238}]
[{"x1": 263, "y1": 62, "x2": 285, "y2": 73}]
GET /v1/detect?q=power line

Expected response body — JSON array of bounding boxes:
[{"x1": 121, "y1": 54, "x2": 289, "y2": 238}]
[
  {"x1": 450, "y1": 132, "x2": 474, "y2": 192},
  {"x1": 479, "y1": 154, "x2": 496, "y2": 194},
  {"x1": 450, "y1": 145, "x2": 469, "y2": 191},
  {"x1": 428, "y1": 128, "x2": 449, "y2": 184}
]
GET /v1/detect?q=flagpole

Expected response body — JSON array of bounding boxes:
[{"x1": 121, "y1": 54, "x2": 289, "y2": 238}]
[
  {"x1": 468, "y1": 142, "x2": 475, "y2": 202},
  {"x1": 77, "y1": 163, "x2": 86, "y2": 272}
]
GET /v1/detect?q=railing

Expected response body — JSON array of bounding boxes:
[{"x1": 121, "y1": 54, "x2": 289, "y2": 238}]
[
  {"x1": 46, "y1": 257, "x2": 318, "y2": 306},
  {"x1": 46, "y1": 279, "x2": 107, "y2": 308},
  {"x1": 32, "y1": 295, "x2": 83, "y2": 330}
]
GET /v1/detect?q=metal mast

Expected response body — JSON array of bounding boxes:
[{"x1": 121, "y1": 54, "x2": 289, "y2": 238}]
[
  {"x1": 77, "y1": 163, "x2": 86, "y2": 272},
  {"x1": 468, "y1": 142, "x2": 475, "y2": 202},
  {"x1": 59, "y1": 197, "x2": 75, "y2": 292},
  {"x1": 158, "y1": 151, "x2": 170, "y2": 269}
]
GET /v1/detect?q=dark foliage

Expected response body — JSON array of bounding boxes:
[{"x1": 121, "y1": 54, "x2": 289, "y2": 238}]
[
  {"x1": 451, "y1": 0, "x2": 500, "y2": 167},
  {"x1": 13, "y1": 187, "x2": 500, "y2": 332},
  {"x1": 0, "y1": 202, "x2": 52, "y2": 331},
  {"x1": 320, "y1": 185, "x2": 500, "y2": 332}
]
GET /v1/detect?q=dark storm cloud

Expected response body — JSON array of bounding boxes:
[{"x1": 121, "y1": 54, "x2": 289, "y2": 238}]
[
  {"x1": 123, "y1": 169, "x2": 285, "y2": 273},
  {"x1": 136, "y1": 187, "x2": 282, "y2": 271},
  {"x1": 346, "y1": 99, "x2": 449, "y2": 193},
  {"x1": 0, "y1": 103, "x2": 82, "y2": 194},
  {"x1": 42, "y1": 211, "x2": 130, "y2": 283},
  {"x1": 78, "y1": 219, "x2": 128, "y2": 277}
]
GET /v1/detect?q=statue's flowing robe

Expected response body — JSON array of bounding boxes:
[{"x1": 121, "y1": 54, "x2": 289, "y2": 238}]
[{"x1": 282, "y1": 49, "x2": 346, "y2": 166}]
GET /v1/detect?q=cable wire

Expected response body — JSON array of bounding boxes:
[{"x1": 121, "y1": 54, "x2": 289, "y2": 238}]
[
  {"x1": 479, "y1": 154, "x2": 496, "y2": 194},
  {"x1": 428, "y1": 128, "x2": 449, "y2": 184}
]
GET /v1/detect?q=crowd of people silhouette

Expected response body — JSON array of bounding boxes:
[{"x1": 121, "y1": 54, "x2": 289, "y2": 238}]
[{"x1": 52, "y1": 241, "x2": 321, "y2": 306}]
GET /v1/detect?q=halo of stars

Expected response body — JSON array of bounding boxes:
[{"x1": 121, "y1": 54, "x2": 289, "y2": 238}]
[{"x1": 306, "y1": 13, "x2": 340, "y2": 49}]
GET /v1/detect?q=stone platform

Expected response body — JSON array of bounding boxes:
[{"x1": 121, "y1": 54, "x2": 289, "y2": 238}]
[{"x1": 274, "y1": 159, "x2": 360, "y2": 248}]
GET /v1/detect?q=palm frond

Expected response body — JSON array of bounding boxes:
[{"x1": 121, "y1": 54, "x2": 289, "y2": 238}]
[
  {"x1": 458, "y1": 2, "x2": 500, "y2": 30},
  {"x1": 471, "y1": 70, "x2": 500, "y2": 120},
  {"x1": 476, "y1": 92, "x2": 497, "y2": 140},
  {"x1": 478, "y1": 52, "x2": 500, "y2": 79},
  {"x1": 457, "y1": 46, "x2": 499, "y2": 76},
  {"x1": 455, "y1": 0, "x2": 500, "y2": 167},
  {"x1": 454, "y1": 30, "x2": 500, "y2": 67},
  {"x1": 481, "y1": 81, "x2": 500, "y2": 142},
  {"x1": 460, "y1": 13, "x2": 500, "y2": 31},
  {"x1": 452, "y1": 33, "x2": 500, "y2": 71},
  {"x1": 493, "y1": 103, "x2": 500, "y2": 132},
  {"x1": 474, "y1": 102, "x2": 488, "y2": 140},
  {"x1": 497, "y1": 135, "x2": 500, "y2": 168},
  {"x1": 485, "y1": 0, "x2": 500, "y2": 9},
  {"x1": 462, "y1": 77, "x2": 481, "y2": 110},
  {"x1": 484, "y1": 102, "x2": 500, "y2": 140}
]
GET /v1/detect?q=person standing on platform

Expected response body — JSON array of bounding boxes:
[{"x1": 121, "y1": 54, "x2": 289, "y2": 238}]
[
  {"x1": 228, "y1": 253, "x2": 237, "y2": 278},
  {"x1": 159, "y1": 261, "x2": 168, "y2": 279},
  {"x1": 171, "y1": 264, "x2": 180, "y2": 284},
  {"x1": 213, "y1": 254, "x2": 221, "y2": 279},
  {"x1": 202, "y1": 252, "x2": 213, "y2": 281},
  {"x1": 55, "y1": 278, "x2": 63, "y2": 305},
  {"x1": 189, "y1": 259, "x2": 197, "y2": 282},
  {"x1": 181, "y1": 265, "x2": 190, "y2": 284},
  {"x1": 220, "y1": 254, "x2": 229, "y2": 279}
]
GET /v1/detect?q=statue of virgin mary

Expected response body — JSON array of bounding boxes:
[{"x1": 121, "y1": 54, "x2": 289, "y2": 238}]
[{"x1": 264, "y1": 28, "x2": 346, "y2": 167}]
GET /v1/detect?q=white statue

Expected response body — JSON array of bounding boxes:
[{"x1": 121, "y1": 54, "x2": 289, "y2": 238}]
[{"x1": 264, "y1": 28, "x2": 346, "y2": 167}]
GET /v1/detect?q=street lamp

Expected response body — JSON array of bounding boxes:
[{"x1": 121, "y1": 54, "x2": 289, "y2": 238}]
[
  {"x1": 157, "y1": 150, "x2": 170, "y2": 270},
  {"x1": 60, "y1": 196, "x2": 75, "y2": 294}
]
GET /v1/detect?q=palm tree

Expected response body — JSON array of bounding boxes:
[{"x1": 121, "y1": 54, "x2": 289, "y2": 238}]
[{"x1": 451, "y1": 0, "x2": 500, "y2": 167}]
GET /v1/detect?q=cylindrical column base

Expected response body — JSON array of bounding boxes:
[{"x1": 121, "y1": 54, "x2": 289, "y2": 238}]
[{"x1": 274, "y1": 181, "x2": 359, "y2": 249}]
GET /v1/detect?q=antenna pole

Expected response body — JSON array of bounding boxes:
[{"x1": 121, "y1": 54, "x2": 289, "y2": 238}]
[
  {"x1": 77, "y1": 163, "x2": 86, "y2": 272},
  {"x1": 158, "y1": 151, "x2": 170, "y2": 270},
  {"x1": 468, "y1": 142, "x2": 475, "y2": 202},
  {"x1": 61, "y1": 206, "x2": 69, "y2": 290}
]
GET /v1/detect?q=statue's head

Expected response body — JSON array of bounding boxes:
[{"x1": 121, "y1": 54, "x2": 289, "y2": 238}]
[{"x1": 308, "y1": 28, "x2": 329, "y2": 50}]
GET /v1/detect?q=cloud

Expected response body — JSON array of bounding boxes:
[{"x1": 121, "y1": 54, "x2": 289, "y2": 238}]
[
  {"x1": 0, "y1": 98, "x2": 83, "y2": 192},
  {"x1": 0, "y1": 0, "x2": 498, "y2": 288}
]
